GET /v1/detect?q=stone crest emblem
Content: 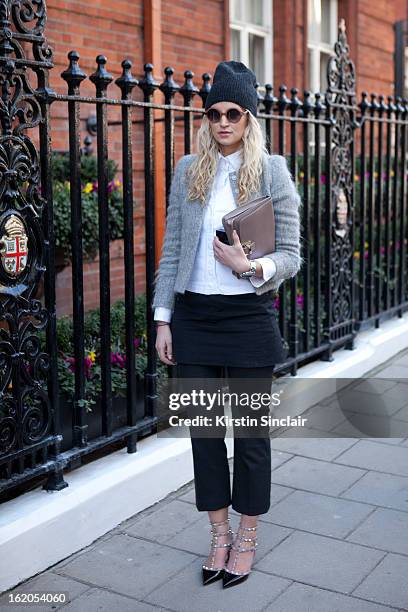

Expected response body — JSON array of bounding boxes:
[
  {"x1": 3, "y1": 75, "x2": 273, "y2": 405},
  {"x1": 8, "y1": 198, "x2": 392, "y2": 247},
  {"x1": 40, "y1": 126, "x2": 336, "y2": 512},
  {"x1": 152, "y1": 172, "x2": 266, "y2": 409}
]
[{"x1": 0, "y1": 215, "x2": 28, "y2": 277}]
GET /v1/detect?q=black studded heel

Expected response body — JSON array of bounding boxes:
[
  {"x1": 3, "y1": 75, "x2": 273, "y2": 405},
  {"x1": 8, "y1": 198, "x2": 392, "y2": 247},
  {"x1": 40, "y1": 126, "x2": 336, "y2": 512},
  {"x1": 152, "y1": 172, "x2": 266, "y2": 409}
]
[
  {"x1": 202, "y1": 517, "x2": 234, "y2": 586},
  {"x1": 222, "y1": 524, "x2": 258, "y2": 588}
]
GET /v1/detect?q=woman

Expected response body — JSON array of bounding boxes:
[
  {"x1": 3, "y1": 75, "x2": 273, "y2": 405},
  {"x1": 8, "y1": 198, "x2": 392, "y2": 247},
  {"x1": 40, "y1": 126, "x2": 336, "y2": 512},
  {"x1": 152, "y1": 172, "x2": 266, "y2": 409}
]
[{"x1": 153, "y1": 60, "x2": 302, "y2": 588}]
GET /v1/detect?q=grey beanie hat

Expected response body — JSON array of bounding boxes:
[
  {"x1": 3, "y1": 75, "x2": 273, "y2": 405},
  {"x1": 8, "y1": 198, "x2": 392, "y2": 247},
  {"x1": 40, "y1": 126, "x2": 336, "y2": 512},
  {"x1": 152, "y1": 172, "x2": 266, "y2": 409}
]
[{"x1": 204, "y1": 60, "x2": 258, "y2": 117}]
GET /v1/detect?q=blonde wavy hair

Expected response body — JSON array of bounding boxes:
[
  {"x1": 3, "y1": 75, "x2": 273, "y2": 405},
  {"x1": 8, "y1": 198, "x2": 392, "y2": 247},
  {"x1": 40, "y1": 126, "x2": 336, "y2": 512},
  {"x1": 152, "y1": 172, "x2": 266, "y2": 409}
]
[{"x1": 186, "y1": 110, "x2": 268, "y2": 206}]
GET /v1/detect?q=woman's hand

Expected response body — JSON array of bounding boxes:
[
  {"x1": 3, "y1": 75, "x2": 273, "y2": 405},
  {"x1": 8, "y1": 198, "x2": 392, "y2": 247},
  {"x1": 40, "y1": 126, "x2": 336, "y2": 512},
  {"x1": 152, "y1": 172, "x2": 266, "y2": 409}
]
[
  {"x1": 155, "y1": 325, "x2": 177, "y2": 365},
  {"x1": 213, "y1": 229, "x2": 251, "y2": 274}
]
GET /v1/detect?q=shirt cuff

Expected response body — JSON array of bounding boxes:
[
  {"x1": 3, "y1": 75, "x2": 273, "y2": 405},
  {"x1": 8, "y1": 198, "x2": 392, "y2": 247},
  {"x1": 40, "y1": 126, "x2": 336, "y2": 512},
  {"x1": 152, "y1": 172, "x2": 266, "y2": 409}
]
[
  {"x1": 249, "y1": 258, "x2": 277, "y2": 287},
  {"x1": 154, "y1": 307, "x2": 172, "y2": 323}
]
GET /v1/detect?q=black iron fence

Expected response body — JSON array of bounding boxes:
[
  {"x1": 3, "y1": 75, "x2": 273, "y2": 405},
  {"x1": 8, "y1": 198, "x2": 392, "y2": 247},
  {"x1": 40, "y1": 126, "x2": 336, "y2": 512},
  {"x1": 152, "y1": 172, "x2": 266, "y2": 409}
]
[{"x1": 0, "y1": 6, "x2": 407, "y2": 497}]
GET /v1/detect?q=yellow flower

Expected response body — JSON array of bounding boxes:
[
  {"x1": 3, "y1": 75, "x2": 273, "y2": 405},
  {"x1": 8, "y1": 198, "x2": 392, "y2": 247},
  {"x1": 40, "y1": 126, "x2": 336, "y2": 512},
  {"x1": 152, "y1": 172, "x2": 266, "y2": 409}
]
[
  {"x1": 364, "y1": 241, "x2": 369, "y2": 248},
  {"x1": 299, "y1": 171, "x2": 304, "y2": 178},
  {"x1": 83, "y1": 182, "x2": 93, "y2": 194},
  {"x1": 354, "y1": 251, "x2": 360, "y2": 258},
  {"x1": 114, "y1": 179, "x2": 121, "y2": 187},
  {"x1": 390, "y1": 170, "x2": 395, "y2": 177},
  {"x1": 354, "y1": 174, "x2": 359, "y2": 181},
  {"x1": 374, "y1": 171, "x2": 378, "y2": 178},
  {"x1": 89, "y1": 351, "x2": 96, "y2": 363}
]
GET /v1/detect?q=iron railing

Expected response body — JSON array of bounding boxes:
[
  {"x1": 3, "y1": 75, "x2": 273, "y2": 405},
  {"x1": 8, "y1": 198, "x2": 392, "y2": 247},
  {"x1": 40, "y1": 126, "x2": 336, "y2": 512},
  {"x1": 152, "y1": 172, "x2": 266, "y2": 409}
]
[{"x1": 0, "y1": 6, "x2": 407, "y2": 497}]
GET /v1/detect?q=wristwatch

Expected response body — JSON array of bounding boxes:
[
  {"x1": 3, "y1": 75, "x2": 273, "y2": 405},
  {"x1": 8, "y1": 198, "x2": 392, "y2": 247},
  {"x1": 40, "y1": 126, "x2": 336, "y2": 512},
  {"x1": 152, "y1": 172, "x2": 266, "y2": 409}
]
[{"x1": 237, "y1": 259, "x2": 257, "y2": 279}]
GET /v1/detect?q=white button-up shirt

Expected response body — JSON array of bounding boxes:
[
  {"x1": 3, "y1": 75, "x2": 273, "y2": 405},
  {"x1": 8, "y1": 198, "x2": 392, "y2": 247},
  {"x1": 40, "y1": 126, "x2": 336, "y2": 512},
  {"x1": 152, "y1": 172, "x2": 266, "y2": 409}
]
[{"x1": 154, "y1": 147, "x2": 276, "y2": 323}]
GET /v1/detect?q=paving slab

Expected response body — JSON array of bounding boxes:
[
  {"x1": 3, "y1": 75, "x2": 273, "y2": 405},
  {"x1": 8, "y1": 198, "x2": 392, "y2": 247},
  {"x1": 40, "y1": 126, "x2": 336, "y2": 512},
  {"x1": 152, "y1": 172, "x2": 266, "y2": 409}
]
[
  {"x1": 262, "y1": 489, "x2": 375, "y2": 538},
  {"x1": 393, "y1": 353, "x2": 408, "y2": 367},
  {"x1": 299, "y1": 403, "x2": 347, "y2": 432},
  {"x1": 54, "y1": 587, "x2": 164, "y2": 612},
  {"x1": 271, "y1": 455, "x2": 366, "y2": 496},
  {"x1": 52, "y1": 533, "x2": 196, "y2": 601},
  {"x1": 269, "y1": 582, "x2": 396, "y2": 612},
  {"x1": 346, "y1": 506, "x2": 408, "y2": 555},
  {"x1": 340, "y1": 470, "x2": 408, "y2": 512},
  {"x1": 0, "y1": 573, "x2": 90, "y2": 611},
  {"x1": 255, "y1": 531, "x2": 385, "y2": 594},
  {"x1": 123, "y1": 499, "x2": 202, "y2": 543},
  {"x1": 176, "y1": 486, "x2": 197, "y2": 505},
  {"x1": 270, "y1": 449, "x2": 295, "y2": 469},
  {"x1": 144, "y1": 556, "x2": 290, "y2": 612},
  {"x1": 373, "y1": 366, "x2": 408, "y2": 379},
  {"x1": 328, "y1": 388, "x2": 406, "y2": 417},
  {"x1": 267, "y1": 483, "x2": 296, "y2": 505},
  {"x1": 353, "y1": 553, "x2": 408, "y2": 610},
  {"x1": 270, "y1": 435, "x2": 358, "y2": 461},
  {"x1": 330, "y1": 412, "x2": 408, "y2": 440},
  {"x1": 394, "y1": 404, "x2": 408, "y2": 421},
  {"x1": 352, "y1": 379, "x2": 398, "y2": 394},
  {"x1": 334, "y1": 439, "x2": 408, "y2": 477},
  {"x1": 381, "y1": 381, "x2": 408, "y2": 405}
]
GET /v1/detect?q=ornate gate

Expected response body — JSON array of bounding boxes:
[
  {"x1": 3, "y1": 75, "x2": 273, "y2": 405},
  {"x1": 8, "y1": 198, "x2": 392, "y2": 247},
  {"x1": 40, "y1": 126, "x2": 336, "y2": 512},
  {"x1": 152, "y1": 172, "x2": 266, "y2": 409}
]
[
  {"x1": 0, "y1": 1, "x2": 67, "y2": 491},
  {"x1": 322, "y1": 19, "x2": 357, "y2": 359}
]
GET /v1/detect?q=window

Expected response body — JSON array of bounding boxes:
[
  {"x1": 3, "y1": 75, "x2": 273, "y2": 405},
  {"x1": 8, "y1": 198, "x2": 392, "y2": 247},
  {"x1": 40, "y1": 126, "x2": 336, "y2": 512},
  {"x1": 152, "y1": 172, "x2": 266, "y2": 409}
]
[
  {"x1": 307, "y1": 0, "x2": 338, "y2": 97},
  {"x1": 230, "y1": 0, "x2": 273, "y2": 90}
]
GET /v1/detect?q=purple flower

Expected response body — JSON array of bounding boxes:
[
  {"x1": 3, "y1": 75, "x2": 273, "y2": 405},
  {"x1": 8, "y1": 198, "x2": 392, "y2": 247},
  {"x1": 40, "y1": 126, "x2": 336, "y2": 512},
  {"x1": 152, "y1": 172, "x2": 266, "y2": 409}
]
[
  {"x1": 111, "y1": 351, "x2": 126, "y2": 368},
  {"x1": 66, "y1": 356, "x2": 75, "y2": 373},
  {"x1": 116, "y1": 354, "x2": 125, "y2": 368},
  {"x1": 64, "y1": 355, "x2": 93, "y2": 379}
]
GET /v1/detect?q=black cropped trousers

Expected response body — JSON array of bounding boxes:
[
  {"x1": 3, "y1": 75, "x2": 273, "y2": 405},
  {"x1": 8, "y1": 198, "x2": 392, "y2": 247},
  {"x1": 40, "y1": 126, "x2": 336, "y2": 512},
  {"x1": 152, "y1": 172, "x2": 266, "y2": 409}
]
[{"x1": 175, "y1": 362, "x2": 275, "y2": 516}]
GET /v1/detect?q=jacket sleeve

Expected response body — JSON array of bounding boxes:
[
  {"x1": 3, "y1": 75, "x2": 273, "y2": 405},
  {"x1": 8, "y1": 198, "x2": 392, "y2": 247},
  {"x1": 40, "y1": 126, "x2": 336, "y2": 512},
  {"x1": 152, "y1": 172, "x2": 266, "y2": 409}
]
[
  {"x1": 151, "y1": 157, "x2": 185, "y2": 312},
  {"x1": 260, "y1": 154, "x2": 304, "y2": 287}
]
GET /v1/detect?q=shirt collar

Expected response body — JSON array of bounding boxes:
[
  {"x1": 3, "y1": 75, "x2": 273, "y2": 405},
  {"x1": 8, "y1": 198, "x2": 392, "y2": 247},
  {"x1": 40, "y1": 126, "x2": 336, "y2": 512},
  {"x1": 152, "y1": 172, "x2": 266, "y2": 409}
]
[{"x1": 217, "y1": 147, "x2": 243, "y2": 172}]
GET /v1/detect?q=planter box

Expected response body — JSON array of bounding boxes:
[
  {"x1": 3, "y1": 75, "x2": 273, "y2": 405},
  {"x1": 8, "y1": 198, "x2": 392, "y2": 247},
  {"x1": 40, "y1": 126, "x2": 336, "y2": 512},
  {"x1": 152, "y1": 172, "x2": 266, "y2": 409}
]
[{"x1": 58, "y1": 377, "x2": 145, "y2": 452}]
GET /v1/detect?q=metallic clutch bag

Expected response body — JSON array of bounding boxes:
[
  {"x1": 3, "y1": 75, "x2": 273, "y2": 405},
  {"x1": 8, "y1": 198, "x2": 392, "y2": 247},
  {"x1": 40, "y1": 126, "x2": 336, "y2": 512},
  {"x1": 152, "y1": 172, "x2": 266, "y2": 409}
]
[{"x1": 222, "y1": 195, "x2": 276, "y2": 259}]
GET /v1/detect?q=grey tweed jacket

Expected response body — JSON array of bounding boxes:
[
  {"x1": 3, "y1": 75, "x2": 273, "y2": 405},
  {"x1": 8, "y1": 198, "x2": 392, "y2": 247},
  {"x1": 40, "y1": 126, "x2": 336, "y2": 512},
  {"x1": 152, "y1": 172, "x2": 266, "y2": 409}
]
[{"x1": 152, "y1": 152, "x2": 303, "y2": 313}]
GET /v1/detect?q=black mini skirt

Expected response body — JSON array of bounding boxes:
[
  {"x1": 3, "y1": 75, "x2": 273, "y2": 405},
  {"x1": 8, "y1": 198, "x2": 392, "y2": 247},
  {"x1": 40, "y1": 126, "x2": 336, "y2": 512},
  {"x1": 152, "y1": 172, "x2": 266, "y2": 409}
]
[{"x1": 170, "y1": 290, "x2": 288, "y2": 367}]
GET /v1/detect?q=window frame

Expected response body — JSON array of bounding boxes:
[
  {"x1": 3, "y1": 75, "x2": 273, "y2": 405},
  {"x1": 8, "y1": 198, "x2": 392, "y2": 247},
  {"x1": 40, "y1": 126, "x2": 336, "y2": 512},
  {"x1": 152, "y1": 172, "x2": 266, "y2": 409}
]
[
  {"x1": 229, "y1": 0, "x2": 273, "y2": 91},
  {"x1": 307, "y1": 0, "x2": 338, "y2": 96}
]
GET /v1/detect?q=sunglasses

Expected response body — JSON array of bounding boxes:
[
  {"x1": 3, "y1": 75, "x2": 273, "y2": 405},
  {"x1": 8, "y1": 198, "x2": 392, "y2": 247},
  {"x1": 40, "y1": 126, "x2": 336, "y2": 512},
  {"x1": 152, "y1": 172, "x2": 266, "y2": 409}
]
[{"x1": 205, "y1": 108, "x2": 249, "y2": 124}]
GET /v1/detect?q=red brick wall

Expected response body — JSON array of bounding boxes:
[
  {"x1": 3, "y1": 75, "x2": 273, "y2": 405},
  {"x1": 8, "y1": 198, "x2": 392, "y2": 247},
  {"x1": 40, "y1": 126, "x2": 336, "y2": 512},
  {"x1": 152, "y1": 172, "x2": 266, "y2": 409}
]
[
  {"x1": 161, "y1": 0, "x2": 226, "y2": 73},
  {"x1": 43, "y1": 0, "x2": 147, "y2": 316},
  {"x1": 273, "y1": 0, "x2": 307, "y2": 94},
  {"x1": 354, "y1": 0, "x2": 407, "y2": 97}
]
